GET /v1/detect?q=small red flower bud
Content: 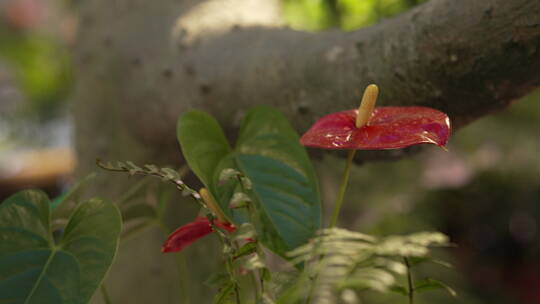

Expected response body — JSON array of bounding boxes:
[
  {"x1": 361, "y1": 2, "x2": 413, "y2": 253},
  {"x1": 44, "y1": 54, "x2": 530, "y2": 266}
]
[{"x1": 162, "y1": 217, "x2": 235, "y2": 253}]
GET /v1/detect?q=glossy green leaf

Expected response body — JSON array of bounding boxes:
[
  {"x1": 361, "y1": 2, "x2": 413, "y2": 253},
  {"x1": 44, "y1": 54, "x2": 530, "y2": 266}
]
[
  {"x1": 177, "y1": 107, "x2": 321, "y2": 257},
  {"x1": 0, "y1": 190, "x2": 122, "y2": 304},
  {"x1": 177, "y1": 110, "x2": 232, "y2": 187},
  {"x1": 236, "y1": 154, "x2": 320, "y2": 254},
  {"x1": 234, "y1": 106, "x2": 321, "y2": 256},
  {"x1": 236, "y1": 106, "x2": 319, "y2": 188}
]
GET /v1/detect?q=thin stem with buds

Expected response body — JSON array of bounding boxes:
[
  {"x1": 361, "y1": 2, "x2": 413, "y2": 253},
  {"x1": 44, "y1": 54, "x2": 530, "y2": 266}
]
[{"x1": 404, "y1": 257, "x2": 414, "y2": 304}]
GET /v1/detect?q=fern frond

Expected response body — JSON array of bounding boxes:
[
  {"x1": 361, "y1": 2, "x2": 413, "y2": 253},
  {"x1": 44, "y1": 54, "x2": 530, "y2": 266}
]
[{"x1": 283, "y1": 228, "x2": 451, "y2": 303}]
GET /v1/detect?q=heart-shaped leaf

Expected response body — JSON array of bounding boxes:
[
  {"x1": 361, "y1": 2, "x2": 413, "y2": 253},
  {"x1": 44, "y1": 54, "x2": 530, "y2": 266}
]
[
  {"x1": 236, "y1": 154, "x2": 320, "y2": 252},
  {"x1": 177, "y1": 106, "x2": 321, "y2": 257},
  {"x1": 234, "y1": 106, "x2": 321, "y2": 255},
  {"x1": 0, "y1": 190, "x2": 122, "y2": 304},
  {"x1": 177, "y1": 110, "x2": 232, "y2": 187}
]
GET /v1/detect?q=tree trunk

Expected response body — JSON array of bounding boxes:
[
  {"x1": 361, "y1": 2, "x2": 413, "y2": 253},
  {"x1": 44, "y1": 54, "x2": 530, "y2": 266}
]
[{"x1": 75, "y1": 0, "x2": 540, "y2": 172}]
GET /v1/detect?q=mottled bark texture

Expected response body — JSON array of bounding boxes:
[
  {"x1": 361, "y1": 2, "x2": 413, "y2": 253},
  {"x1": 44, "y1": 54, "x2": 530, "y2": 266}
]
[{"x1": 74, "y1": 0, "x2": 539, "y2": 302}]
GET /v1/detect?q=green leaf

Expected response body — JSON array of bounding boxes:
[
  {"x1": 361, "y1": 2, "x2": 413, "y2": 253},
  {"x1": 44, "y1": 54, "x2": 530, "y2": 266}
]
[
  {"x1": 261, "y1": 268, "x2": 271, "y2": 282},
  {"x1": 414, "y1": 278, "x2": 457, "y2": 297},
  {"x1": 177, "y1": 107, "x2": 321, "y2": 257},
  {"x1": 233, "y1": 242, "x2": 257, "y2": 260},
  {"x1": 285, "y1": 228, "x2": 452, "y2": 302},
  {"x1": 389, "y1": 285, "x2": 408, "y2": 296},
  {"x1": 177, "y1": 110, "x2": 232, "y2": 187},
  {"x1": 213, "y1": 282, "x2": 236, "y2": 304},
  {"x1": 236, "y1": 106, "x2": 319, "y2": 188},
  {"x1": 0, "y1": 190, "x2": 122, "y2": 304},
  {"x1": 236, "y1": 155, "x2": 320, "y2": 254},
  {"x1": 234, "y1": 106, "x2": 321, "y2": 256}
]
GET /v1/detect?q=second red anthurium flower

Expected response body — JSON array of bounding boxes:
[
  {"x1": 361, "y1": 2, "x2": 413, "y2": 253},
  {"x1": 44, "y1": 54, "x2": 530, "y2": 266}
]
[
  {"x1": 162, "y1": 188, "x2": 235, "y2": 253},
  {"x1": 300, "y1": 84, "x2": 450, "y2": 150},
  {"x1": 162, "y1": 216, "x2": 235, "y2": 253}
]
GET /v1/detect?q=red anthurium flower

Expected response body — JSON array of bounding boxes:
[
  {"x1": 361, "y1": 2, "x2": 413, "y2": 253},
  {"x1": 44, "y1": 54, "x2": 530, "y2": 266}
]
[
  {"x1": 300, "y1": 85, "x2": 450, "y2": 150},
  {"x1": 162, "y1": 216, "x2": 235, "y2": 253},
  {"x1": 300, "y1": 107, "x2": 450, "y2": 149}
]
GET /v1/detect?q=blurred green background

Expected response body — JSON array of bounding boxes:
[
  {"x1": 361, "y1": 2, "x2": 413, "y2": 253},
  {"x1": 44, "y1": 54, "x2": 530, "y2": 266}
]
[{"x1": 1, "y1": 0, "x2": 538, "y2": 303}]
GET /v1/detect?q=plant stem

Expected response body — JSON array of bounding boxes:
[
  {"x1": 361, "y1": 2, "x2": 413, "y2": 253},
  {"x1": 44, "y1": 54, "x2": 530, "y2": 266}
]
[
  {"x1": 236, "y1": 174, "x2": 268, "y2": 301},
  {"x1": 234, "y1": 281, "x2": 241, "y2": 304},
  {"x1": 249, "y1": 270, "x2": 260, "y2": 302},
  {"x1": 225, "y1": 255, "x2": 241, "y2": 304},
  {"x1": 404, "y1": 257, "x2": 414, "y2": 304},
  {"x1": 329, "y1": 149, "x2": 357, "y2": 228},
  {"x1": 101, "y1": 284, "x2": 112, "y2": 304},
  {"x1": 213, "y1": 220, "x2": 241, "y2": 304},
  {"x1": 304, "y1": 275, "x2": 316, "y2": 304},
  {"x1": 257, "y1": 264, "x2": 267, "y2": 294}
]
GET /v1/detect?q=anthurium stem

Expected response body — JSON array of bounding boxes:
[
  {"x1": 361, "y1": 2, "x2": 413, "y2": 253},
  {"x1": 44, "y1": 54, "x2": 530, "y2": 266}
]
[
  {"x1": 329, "y1": 149, "x2": 357, "y2": 228},
  {"x1": 404, "y1": 257, "x2": 414, "y2": 304}
]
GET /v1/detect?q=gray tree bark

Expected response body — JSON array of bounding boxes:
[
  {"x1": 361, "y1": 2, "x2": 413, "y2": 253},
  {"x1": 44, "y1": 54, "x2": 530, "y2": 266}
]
[
  {"x1": 74, "y1": 0, "x2": 540, "y2": 302},
  {"x1": 75, "y1": 0, "x2": 540, "y2": 173}
]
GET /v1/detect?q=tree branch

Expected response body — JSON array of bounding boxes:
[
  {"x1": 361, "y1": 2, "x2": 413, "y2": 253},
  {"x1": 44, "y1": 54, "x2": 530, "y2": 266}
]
[{"x1": 74, "y1": 0, "x2": 540, "y2": 167}]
